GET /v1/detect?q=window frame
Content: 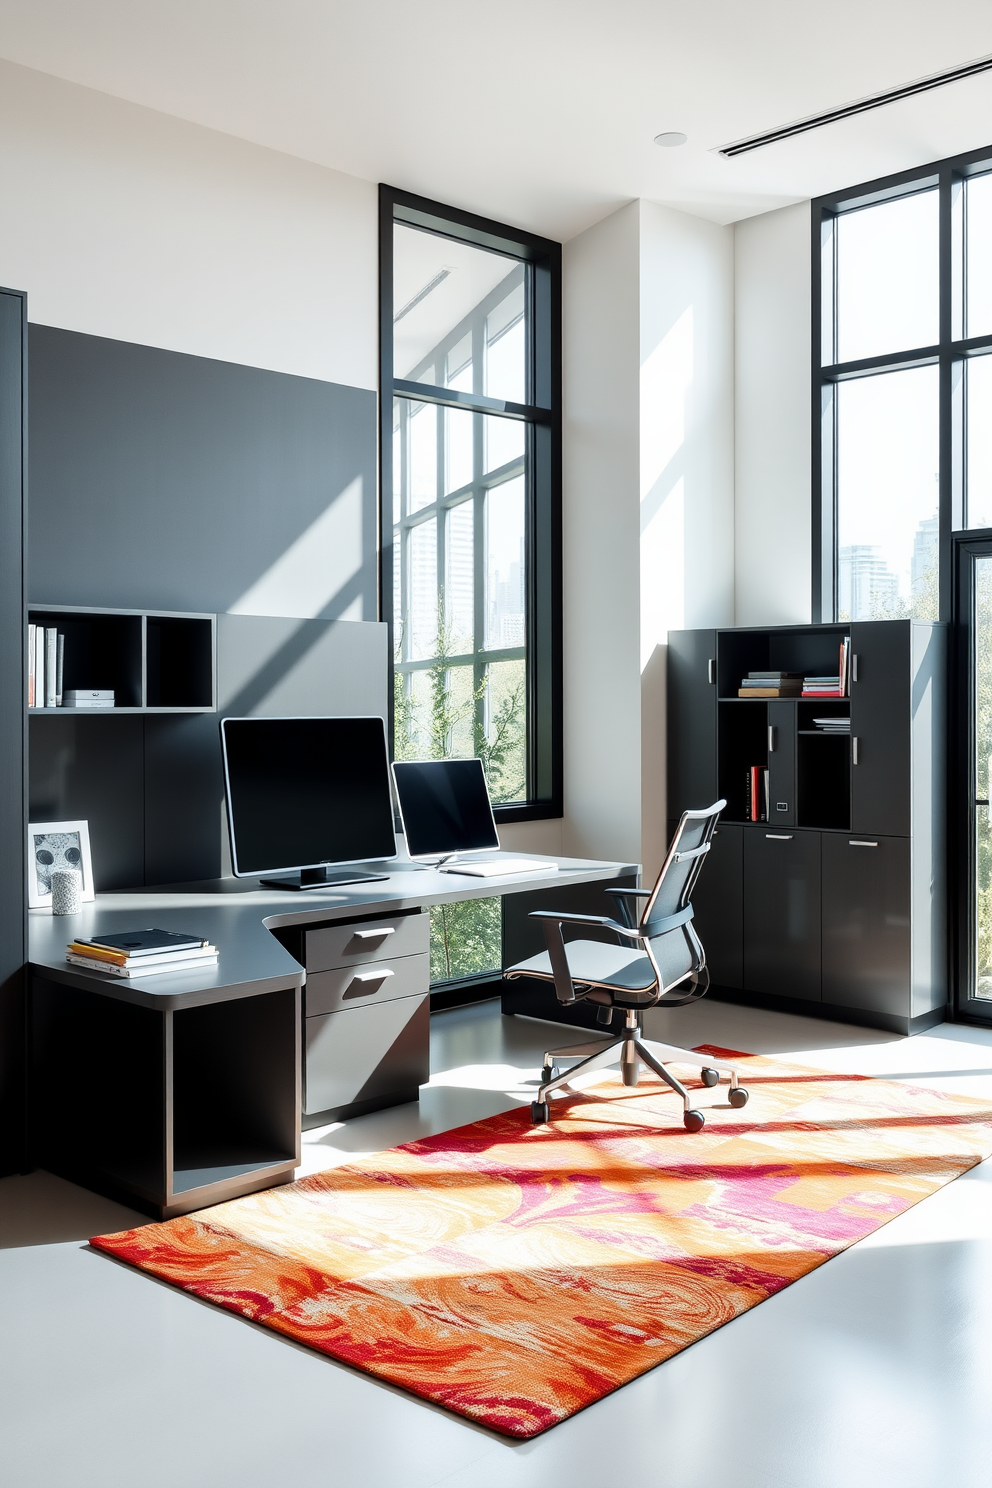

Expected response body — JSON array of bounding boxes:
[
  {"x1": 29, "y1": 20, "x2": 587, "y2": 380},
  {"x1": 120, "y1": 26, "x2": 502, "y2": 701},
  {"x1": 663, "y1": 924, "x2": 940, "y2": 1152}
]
[
  {"x1": 812, "y1": 143, "x2": 992, "y2": 624},
  {"x1": 379, "y1": 184, "x2": 562, "y2": 822}
]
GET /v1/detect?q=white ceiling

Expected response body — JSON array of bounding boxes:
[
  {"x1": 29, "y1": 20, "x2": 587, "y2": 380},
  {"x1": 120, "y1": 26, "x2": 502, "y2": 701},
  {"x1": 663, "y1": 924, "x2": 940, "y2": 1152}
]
[{"x1": 1, "y1": 0, "x2": 992, "y2": 239}]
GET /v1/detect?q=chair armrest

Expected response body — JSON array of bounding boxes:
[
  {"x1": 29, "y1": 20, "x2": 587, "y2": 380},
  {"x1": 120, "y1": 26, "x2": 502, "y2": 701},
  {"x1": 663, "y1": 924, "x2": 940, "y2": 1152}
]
[
  {"x1": 528, "y1": 909, "x2": 643, "y2": 941},
  {"x1": 606, "y1": 886, "x2": 651, "y2": 928}
]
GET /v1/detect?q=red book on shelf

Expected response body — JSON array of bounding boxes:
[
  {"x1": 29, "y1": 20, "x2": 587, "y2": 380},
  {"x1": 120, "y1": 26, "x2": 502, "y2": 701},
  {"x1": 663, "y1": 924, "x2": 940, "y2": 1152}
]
[{"x1": 750, "y1": 764, "x2": 761, "y2": 822}]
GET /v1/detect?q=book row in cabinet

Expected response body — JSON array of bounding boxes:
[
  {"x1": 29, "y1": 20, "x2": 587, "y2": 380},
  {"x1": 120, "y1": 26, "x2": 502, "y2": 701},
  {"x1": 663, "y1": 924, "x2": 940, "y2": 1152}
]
[{"x1": 667, "y1": 619, "x2": 947, "y2": 1033}]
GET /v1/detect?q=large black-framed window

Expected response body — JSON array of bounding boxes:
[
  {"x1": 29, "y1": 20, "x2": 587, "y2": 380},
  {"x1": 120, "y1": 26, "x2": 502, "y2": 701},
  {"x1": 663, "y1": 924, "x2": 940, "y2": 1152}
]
[
  {"x1": 813, "y1": 143, "x2": 992, "y2": 625},
  {"x1": 379, "y1": 185, "x2": 561, "y2": 822}
]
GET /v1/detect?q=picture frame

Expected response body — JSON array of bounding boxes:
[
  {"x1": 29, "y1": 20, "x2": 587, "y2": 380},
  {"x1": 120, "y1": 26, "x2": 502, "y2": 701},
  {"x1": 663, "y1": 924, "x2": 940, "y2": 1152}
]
[{"x1": 27, "y1": 820, "x2": 95, "y2": 910}]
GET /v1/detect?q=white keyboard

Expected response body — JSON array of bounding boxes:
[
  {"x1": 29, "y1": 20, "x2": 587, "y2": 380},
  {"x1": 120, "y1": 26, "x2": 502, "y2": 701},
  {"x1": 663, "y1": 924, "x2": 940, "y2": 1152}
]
[{"x1": 439, "y1": 858, "x2": 558, "y2": 878}]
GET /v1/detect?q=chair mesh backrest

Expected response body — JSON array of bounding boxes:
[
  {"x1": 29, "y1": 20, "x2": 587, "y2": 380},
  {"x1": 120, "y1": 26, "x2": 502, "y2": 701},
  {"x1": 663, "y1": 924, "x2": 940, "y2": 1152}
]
[{"x1": 636, "y1": 802, "x2": 724, "y2": 987}]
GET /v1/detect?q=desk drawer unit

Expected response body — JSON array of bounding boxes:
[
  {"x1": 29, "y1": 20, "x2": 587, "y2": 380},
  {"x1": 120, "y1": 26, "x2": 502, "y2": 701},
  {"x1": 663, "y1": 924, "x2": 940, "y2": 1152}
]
[
  {"x1": 302, "y1": 913, "x2": 431, "y2": 1126},
  {"x1": 305, "y1": 913, "x2": 428, "y2": 972}
]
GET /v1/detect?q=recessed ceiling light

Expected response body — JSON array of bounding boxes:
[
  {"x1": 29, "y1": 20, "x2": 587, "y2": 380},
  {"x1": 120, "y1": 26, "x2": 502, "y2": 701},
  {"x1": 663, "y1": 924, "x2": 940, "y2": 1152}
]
[{"x1": 654, "y1": 131, "x2": 687, "y2": 148}]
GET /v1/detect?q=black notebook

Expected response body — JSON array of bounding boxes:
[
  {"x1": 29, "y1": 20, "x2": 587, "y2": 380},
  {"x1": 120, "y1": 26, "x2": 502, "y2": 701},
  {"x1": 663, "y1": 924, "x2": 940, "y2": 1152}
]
[{"x1": 84, "y1": 929, "x2": 208, "y2": 958}]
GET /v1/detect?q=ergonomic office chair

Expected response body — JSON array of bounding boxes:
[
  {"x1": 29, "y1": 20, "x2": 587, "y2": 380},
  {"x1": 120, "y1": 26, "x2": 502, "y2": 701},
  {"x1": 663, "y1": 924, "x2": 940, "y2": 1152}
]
[{"x1": 505, "y1": 801, "x2": 748, "y2": 1129}]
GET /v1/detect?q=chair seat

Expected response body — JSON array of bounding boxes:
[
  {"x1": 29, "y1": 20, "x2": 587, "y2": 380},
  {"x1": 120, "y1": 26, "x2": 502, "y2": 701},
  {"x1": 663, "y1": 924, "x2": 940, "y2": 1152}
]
[{"x1": 507, "y1": 939, "x2": 659, "y2": 1003}]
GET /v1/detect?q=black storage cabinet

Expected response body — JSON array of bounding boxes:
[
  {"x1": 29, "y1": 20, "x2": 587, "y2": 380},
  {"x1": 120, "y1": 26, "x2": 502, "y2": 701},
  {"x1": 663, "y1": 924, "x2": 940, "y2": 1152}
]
[{"x1": 667, "y1": 620, "x2": 946, "y2": 1035}]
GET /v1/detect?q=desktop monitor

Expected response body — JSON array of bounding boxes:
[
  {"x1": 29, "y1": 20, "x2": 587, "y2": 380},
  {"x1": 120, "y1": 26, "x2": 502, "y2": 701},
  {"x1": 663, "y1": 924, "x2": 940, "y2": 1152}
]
[
  {"x1": 392, "y1": 758, "x2": 500, "y2": 862},
  {"x1": 221, "y1": 716, "x2": 397, "y2": 890}
]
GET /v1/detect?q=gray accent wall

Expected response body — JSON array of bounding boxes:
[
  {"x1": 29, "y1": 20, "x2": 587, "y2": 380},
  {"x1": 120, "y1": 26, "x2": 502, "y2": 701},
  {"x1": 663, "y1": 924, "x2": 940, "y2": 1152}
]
[
  {"x1": 26, "y1": 326, "x2": 387, "y2": 892},
  {"x1": 27, "y1": 325, "x2": 377, "y2": 620}
]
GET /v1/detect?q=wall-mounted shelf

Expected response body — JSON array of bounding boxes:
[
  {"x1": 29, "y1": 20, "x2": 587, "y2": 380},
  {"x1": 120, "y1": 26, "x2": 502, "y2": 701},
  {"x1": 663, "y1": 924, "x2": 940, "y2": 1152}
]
[{"x1": 27, "y1": 605, "x2": 216, "y2": 714}]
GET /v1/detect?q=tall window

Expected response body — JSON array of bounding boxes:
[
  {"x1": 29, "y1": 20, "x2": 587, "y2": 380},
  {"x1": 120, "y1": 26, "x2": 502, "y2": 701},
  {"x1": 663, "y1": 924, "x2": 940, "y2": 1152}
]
[
  {"x1": 380, "y1": 187, "x2": 560, "y2": 820},
  {"x1": 814, "y1": 147, "x2": 992, "y2": 621}
]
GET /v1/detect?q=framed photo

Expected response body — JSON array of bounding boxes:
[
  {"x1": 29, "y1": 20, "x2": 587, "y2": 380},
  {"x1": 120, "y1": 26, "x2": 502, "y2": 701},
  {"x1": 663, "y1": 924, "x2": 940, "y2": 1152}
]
[{"x1": 27, "y1": 820, "x2": 94, "y2": 910}]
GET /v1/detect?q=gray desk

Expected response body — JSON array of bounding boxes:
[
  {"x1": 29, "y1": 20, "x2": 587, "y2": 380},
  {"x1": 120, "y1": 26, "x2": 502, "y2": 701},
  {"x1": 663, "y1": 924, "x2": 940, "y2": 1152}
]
[{"x1": 28, "y1": 854, "x2": 634, "y2": 1218}]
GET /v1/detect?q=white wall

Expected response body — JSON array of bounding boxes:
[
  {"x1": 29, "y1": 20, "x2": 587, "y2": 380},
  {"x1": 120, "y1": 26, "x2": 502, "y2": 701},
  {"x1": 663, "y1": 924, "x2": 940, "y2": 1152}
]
[
  {"x1": 559, "y1": 201, "x2": 643, "y2": 864},
  {"x1": 733, "y1": 202, "x2": 812, "y2": 625},
  {"x1": 639, "y1": 200, "x2": 735, "y2": 877},
  {"x1": 0, "y1": 60, "x2": 377, "y2": 388}
]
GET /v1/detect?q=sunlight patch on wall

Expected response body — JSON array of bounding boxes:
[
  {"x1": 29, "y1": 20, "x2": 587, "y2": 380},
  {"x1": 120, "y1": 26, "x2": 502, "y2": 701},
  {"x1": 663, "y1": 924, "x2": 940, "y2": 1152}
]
[
  {"x1": 641, "y1": 476, "x2": 684, "y2": 670},
  {"x1": 640, "y1": 306, "x2": 692, "y2": 502},
  {"x1": 228, "y1": 476, "x2": 364, "y2": 618}
]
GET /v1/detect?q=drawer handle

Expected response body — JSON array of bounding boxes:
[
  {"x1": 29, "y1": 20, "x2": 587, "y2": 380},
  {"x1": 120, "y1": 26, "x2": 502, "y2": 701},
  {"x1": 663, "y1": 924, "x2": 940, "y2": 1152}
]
[
  {"x1": 353, "y1": 927, "x2": 395, "y2": 940},
  {"x1": 765, "y1": 833, "x2": 793, "y2": 840},
  {"x1": 852, "y1": 736, "x2": 860, "y2": 765},
  {"x1": 343, "y1": 968, "x2": 395, "y2": 1000},
  {"x1": 849, "y1": 839, "x2": 878, "y2": 847}
]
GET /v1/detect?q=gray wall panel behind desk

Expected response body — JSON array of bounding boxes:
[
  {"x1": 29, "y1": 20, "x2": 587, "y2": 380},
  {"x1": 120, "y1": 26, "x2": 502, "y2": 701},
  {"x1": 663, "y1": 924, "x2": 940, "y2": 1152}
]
[
  {"x1": 28, "y1": 325, "x2": 377, "y2": 620},
  {"x1": 27, "y1": 325, "x2": 386, "y2": 890}
]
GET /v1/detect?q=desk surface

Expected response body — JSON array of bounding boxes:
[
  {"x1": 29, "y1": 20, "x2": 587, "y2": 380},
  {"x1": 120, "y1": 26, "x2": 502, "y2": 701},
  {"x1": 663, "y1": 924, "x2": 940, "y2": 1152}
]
[{"x1": 28, "y1": 853, "x2": 637, "y2": 1010}]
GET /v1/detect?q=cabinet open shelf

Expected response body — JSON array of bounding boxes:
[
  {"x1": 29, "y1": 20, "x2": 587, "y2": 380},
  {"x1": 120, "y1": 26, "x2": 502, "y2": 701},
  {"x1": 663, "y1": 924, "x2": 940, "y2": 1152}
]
[{"x1": 28, "y1": 605, "x2": 216, "y2": 713}]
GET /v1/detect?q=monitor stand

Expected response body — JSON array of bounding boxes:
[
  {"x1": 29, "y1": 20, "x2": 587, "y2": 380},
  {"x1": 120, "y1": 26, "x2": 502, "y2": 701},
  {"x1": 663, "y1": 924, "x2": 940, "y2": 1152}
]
[{"x1": 259, "y1": 866, "x2": 390, "y2": 892}]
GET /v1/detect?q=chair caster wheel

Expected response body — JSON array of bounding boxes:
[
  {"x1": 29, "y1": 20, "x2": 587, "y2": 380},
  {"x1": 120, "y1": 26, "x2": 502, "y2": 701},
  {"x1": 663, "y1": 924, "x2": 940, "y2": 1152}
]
[
  {"x1": 728, "y1": 1087, "x2": 749, "y2": 1108},
  {"x1": 683, "y1": 1109, "x2": 705, "y2": 1132},
  {"x1": 700, "y1": 1067, "x2": 720, "y2": 1087},
  {"x1": 531, "y1": 1101, "x2": 550, "y2": 1125},
  {"x1": 542, "y1": 1065, "x2": 559, "y2": 1085}
]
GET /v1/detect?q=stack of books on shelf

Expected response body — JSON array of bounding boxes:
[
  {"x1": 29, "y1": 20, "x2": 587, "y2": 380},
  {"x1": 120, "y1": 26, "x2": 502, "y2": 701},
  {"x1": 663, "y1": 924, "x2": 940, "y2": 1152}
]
[
  {"x1": 802, "y1": 637, "x2": 851, "y2": 698},
  {"x1": 27, "y1": 623, "x2": 64, "y2": 709},
  {"x1": 737, "y1": 672, "x2": 802, "y2": 698},
  {"x1": 66, "y1": 928, "x2": 218, "y2": 978},
  {"x1": 745, "y1": 764, "x2": 769, "y2": 821},
  {"x1": 813, "y1": 716, "x2": 851, "y2": 734}
]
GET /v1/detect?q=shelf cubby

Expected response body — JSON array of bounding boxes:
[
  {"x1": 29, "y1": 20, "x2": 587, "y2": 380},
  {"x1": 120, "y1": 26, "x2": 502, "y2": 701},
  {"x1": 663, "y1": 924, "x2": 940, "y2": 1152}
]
[{"x1": 28, "y1": 605, "x2": 216, "y2": 714}]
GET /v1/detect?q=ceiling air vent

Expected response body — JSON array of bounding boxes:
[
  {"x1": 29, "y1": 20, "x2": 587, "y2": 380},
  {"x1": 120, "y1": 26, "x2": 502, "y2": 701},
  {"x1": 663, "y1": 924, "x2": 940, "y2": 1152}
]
[{"x1": 719, "y1": 53, "x2": 992, "y2": 157}]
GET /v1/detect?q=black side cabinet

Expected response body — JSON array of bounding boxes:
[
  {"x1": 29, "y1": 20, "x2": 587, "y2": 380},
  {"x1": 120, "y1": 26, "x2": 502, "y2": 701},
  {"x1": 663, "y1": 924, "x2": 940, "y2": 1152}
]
[{"x1": 667, "y1": 620, "x2": 946, "y2": 1035}]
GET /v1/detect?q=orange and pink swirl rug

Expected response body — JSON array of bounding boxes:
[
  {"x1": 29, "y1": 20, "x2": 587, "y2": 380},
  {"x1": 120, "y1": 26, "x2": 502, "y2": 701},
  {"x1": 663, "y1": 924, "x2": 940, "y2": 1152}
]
[{"x1": 92, "y1": 1047, "x2": 992, "y2": 1437}]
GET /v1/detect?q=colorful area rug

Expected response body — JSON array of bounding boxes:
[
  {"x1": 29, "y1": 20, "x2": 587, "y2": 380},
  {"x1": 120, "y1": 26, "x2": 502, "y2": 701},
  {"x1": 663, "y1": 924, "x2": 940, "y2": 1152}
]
[{"x1": 91, "y1": 1047, "x2": 992, "y2": 1437}]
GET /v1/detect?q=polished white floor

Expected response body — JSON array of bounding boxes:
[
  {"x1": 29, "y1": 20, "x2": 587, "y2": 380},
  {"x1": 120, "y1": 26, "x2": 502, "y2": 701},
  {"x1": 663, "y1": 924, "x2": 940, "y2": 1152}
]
[{"x1": 4, "y1": 997, "x2": 992, "y2": 1488}]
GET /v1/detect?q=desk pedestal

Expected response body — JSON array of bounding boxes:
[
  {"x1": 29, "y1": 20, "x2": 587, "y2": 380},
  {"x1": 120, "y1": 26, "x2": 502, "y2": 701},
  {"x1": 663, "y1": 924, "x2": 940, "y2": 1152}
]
[{"x1": 30, "y1": 975, "x2": 301, "y2": 1219}]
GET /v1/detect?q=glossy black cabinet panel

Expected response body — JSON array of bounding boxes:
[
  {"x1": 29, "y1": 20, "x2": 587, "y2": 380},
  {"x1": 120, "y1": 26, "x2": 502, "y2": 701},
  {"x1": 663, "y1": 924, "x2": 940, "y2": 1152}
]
[
  {"x1": 851, "y1": 621, "x2": 910, "y2": 838},
  {"x1": 743, "y1": 829, "x2": 821, "y2": 1002},
  {"x1": 822, "y1": 834, "x2": 911, "y2": 1017},
  {"x1": 688, "y1": 821, "x2": 743, "y2": 989},
  {"x1": 767, "y1": 701, "x2": 796, "y2": 826},
  {"x1": 667, "y1": 629, "x2": 717, "y2": 818}
]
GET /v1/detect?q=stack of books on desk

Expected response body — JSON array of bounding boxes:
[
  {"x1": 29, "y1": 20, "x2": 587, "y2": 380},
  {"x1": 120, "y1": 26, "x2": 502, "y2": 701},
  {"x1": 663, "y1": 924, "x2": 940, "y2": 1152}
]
[{"x1": 66, "y1": 928, "x2": 218, "y2": 977}]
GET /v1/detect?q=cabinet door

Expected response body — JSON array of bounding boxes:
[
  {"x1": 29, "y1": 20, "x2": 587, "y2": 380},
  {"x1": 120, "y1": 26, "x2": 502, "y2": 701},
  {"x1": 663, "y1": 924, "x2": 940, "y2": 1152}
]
[
  {"x1": 850, "y1": 621, "x2": 910, "y2": 838},
  {"x1": 689, "y1": 821, "x2": 742, "y2": 989},
  {"x1": 766, "y1": 701, "x2": 796, "y2": 826},
  {"x1": 821, "y1": 834, "x2": 911, "y2": 1018},
  {"x1": 667, "y1": 630, "x2": 717, "y2": 817},
  {"x1": 743, "y1": 829, "x2": 821, "y2": 1001}
]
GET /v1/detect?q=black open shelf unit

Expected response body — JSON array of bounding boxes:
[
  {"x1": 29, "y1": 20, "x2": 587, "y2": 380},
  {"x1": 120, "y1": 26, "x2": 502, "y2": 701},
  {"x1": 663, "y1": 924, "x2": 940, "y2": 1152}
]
[{"x1": 28, "y1": 605, "x2": 216, "y2": 713}]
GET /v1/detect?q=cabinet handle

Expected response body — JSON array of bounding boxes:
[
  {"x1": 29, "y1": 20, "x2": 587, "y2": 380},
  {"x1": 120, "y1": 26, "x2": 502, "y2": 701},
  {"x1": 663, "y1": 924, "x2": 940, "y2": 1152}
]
[
  {"x1": 852, "y1": 654, "x2": 859, "y2": 683},
  {"x1": 353, "y1": 927, "x2": 395, "y2": 939},
  {"x1": 849, "y1": 839, "x2": 878, "y2": 847},
  {"x1": 852, "y1": 736, "x2": 859, "y2": 765},
  {"x1": 707, "y1": 658, "x2": 716, "y2": 685},
  {"x1": 768, "y1": 724, "x2": 776, "y2": 752},
  {"x1": 765, "y1": 833, "x2": 793, "y2": 840},
  {"x1": 354, "y1": 968, "x2": 394, "y2": 981}
]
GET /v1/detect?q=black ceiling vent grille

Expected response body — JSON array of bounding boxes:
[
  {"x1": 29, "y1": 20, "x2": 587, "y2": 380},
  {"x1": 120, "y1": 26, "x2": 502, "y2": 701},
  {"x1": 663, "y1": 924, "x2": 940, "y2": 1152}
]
[{"x1": 719, "y1": 53, "x2": 992, "y2": 157}]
